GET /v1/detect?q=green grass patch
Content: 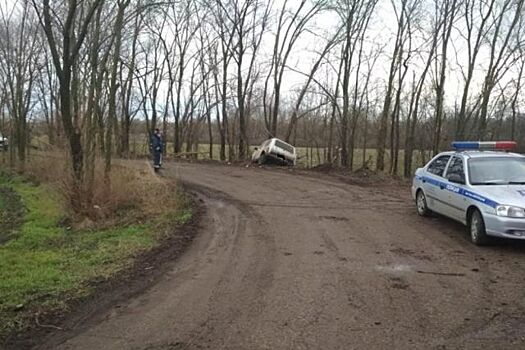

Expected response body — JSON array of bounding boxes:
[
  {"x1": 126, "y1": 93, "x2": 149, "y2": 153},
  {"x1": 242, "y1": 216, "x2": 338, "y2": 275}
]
[
  {"x1": 0, "y1": 175, "x2": 191, "y2": 339},
  {"x1": 0, "y1": 183, "x2": 25, "y2": 244},
  {"x1": 174, "y1": 206, "x2": 193, "y2": 225}
]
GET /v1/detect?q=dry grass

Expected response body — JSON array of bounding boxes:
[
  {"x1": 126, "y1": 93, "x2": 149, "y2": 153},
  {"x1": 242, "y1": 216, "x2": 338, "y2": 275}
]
[
  {"x1": 23, "y1": 151, "x2": 178, "y2": 227},
  {"x1": 99, "y1": 161, "x2": 178, "y2": 219}
]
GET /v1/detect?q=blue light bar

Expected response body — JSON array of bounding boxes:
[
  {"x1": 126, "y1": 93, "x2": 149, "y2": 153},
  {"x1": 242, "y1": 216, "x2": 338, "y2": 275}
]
[
  {"x1": 451, "y1": 142, "x2": 479, "y2": 150},
  {"x1": 451, "y1": 141, "x2": 517, "y2": 151}
]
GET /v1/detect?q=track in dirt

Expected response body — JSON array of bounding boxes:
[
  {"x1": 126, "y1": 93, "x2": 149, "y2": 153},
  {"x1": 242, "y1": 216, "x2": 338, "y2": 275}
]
[{"x1": 39, "y1": 162, "x2": 525, "y2": 350}]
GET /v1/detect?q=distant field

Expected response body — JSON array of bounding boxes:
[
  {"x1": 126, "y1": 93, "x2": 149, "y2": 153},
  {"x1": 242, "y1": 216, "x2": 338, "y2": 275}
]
[
  {"x1": 32, "y1": 135, "x2": 432, "y2": 175},
  {"x1": 102, "y1": 139, "x2": 434, "y2": 175},
  {"x1": 190, "y1": 144, "x2": 432, "y2": 175}
]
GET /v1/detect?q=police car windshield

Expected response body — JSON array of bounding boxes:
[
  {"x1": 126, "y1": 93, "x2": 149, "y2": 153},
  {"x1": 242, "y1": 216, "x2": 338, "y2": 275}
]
[{"x1": 468, "y1": 157, "x2": 525, "y2": 185}]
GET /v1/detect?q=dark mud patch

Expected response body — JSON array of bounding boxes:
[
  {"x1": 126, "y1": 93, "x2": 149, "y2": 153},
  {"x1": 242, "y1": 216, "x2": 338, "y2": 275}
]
[
  {"x1": 390, "y1": 247, "x2": 434, "y2": 262},
  {"x1": 319, "y1": 215, "x2": 350, "y2": 222},
  {"x1": 389, "y1": 277, "x2": 410, "y2": 290},
  {"x1": 0, "y1": 185, "x2": 25, "y2": 245}
]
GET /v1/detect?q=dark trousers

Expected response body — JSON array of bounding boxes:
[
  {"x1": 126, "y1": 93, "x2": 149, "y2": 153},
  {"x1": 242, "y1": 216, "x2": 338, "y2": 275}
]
[{"x1": 153, "y1": 151, "x2": 162, "y2": 168}]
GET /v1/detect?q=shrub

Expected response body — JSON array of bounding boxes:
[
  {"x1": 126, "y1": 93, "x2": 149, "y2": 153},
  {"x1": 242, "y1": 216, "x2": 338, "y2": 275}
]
[{"x1": 22, "y1": 152, "x2": 178, "y2": 227}]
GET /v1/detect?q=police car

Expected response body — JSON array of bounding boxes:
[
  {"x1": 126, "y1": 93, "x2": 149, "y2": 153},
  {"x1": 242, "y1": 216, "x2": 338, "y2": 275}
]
[{"x1": 412, "y1": 141, "x2": 525, "y2": 245}]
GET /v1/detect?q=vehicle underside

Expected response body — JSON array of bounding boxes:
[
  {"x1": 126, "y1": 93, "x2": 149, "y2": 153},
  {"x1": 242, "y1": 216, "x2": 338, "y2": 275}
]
[{"x1": 258, "y1": 152, "x2": 292, "y2": 166}]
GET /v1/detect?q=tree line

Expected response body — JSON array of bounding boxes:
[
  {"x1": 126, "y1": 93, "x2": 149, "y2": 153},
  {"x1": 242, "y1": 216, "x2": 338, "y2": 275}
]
[{"x1": 0, "y1": 0, "x2": 524, "y2": 209}]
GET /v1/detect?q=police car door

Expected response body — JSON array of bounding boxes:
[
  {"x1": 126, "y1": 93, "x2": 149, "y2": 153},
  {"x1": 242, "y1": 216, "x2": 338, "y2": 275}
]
[
  {"x1": 424, "y1": 155, "x2": 451, "y2": 214},
  {"x1": 443, "y1": 156, "x2": 468, "y2": 222}
]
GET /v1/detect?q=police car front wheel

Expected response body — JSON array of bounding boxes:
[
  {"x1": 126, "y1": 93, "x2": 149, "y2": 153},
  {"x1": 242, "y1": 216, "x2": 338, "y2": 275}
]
[{"x1": 469, "y1": 209, "x2": 491, "y2": 246}]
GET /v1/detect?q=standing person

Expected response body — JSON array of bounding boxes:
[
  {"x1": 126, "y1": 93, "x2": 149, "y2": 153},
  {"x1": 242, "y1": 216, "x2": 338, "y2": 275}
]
[{"x1": 150, "y1": 128, "x2": 163, "y2": 171}]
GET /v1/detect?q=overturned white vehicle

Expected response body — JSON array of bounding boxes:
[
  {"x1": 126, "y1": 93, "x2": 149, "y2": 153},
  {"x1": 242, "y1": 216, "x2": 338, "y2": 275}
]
[{"x1": 252, "y1": 138, "x2": 297, "y2": 166}]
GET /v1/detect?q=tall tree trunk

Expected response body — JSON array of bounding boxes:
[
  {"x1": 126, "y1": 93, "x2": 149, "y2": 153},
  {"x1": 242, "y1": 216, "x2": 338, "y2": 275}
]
[{"x1": 105, "y1": 0, "x2": 130, "y2": 180}]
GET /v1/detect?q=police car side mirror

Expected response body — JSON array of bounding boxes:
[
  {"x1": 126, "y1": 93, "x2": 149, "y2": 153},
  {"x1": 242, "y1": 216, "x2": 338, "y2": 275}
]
[{"x1": 447, "y1": 174, "x2": 465, "y2": 185}]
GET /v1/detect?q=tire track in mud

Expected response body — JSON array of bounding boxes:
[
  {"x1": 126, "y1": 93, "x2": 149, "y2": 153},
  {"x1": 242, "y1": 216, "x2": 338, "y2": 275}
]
[
  {"x1": 44, "y1": 181, "x2": 278, "y2": 350},
  {"x1": 176, "y1": 183, "x2": 278, "y2": 349}
]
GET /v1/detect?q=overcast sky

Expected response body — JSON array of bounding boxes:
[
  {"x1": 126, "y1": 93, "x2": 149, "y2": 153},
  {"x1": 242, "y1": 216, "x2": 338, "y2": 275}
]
[
  {"x1": 267, "y1": 0, "x2": 522, "y2": 111},
  {"x1": 2, "y1": 0, "x2": 521, "y2": 114}
]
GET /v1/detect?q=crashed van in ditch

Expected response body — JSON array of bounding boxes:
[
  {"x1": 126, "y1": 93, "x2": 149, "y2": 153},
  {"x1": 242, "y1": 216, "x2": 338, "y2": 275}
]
[{"x1": 252, "y1": 138, "x2": 297, "y2": 166}]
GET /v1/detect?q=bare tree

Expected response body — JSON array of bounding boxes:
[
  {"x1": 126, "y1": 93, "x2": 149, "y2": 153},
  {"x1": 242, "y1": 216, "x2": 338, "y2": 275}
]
[
  {"x1": 376, "y1": 0, "x2": 419, "y2": 172},
  {"x1": 476, "y1": 0, "x2": 524, "y2": 139},
  {"x1": 118, "y1": 2, "x2": 143, "y2": 157},
  {"x1": 266, "y1": 0, "x2": 325, "y2": 137},
  {"x1": 0, "y1": 1, "x2": 41, "y2": 167},
  {"x1": 335, "y1": 0, "x2": 378, "y2": 167},
  {"x1": 403, "y1": 2, "x2": 441, "y2": 177},
  {"x1": 210, "y1": 0, "x2": 236, "y2": 160},
  {"x1": 510, "y1": 45, "x2": 524, "y2": 140},
  {"x1": 432, "y1": 0, "x2": 459, "y2": 154},
  {"x1": 105, "y1": 0, "x2": 132, "y2": 178},
  {"x1": 284, "y1": 25, "x2": 343, "y2": 143},
  {"x1": 455, "y1": 0, "x2": 497, "y2": 138},
  {"x1": 32, "y1": 0, "x2": 105, "y2": 209},
  {"x1": 225, "y1": 0, "x2": 271, "y2": 159}
]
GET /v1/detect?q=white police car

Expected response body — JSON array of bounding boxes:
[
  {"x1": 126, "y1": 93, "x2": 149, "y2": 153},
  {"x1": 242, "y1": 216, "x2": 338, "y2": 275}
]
[{"x1": 412, "y1": 141, "x2": 525, "y2": 245}]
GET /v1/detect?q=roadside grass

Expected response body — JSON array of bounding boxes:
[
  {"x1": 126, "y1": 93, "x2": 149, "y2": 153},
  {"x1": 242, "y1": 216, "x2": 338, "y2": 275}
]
[
  {"x1": 0, "y1": 172, "x2": 192, "y2": 339},
  {"x1": 0, "y1": 181, "x2": 25, "y2": 244}
]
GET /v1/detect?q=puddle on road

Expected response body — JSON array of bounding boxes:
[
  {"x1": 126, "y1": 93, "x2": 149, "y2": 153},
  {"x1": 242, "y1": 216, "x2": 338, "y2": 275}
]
[{"x1": 375, "y1": 264, "x2": 413, "y2": 274}]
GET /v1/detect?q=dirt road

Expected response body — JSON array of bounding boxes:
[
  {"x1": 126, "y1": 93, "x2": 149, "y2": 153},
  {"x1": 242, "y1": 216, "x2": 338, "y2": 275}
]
[{"x1": 43, "y1": 162, "x2": 525, "y2": 349}]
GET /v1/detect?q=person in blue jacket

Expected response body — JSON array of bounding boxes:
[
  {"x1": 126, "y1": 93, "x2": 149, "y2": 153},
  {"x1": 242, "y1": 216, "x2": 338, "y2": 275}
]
[{"x1": 150, "y1": 128, "x2": 163, "y2": 171}]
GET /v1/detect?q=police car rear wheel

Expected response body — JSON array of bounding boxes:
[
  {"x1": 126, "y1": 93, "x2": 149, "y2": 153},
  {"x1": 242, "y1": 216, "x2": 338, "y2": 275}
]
[
  {"x1": 416, "y1": 190, "x2": 430, "y2": 217},
  {"x1": 470, "y1": 210, "x2": 490, "y2": 246}
]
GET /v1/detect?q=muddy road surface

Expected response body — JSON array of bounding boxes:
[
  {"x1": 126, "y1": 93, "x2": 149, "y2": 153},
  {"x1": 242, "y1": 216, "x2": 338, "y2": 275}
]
[{"x1": 43, "y1": 163, "x2": 525, "y2": 349}]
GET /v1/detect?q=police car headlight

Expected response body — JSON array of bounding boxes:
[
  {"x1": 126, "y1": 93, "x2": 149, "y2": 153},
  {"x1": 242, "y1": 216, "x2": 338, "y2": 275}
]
[{"x1": 496, "y1": 205, "x2": 525, "y2": 218}]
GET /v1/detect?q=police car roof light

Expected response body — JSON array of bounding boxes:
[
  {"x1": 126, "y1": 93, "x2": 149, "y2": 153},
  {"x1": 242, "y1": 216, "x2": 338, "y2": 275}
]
[{"x1": 451, "y1": 141, "x2": 517, "y2": 151}]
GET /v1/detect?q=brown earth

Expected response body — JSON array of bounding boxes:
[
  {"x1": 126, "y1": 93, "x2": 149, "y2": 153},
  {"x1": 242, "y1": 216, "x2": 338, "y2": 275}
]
[{"x1": 36, "y1": 162, "x2": 525, "y2": 350}]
